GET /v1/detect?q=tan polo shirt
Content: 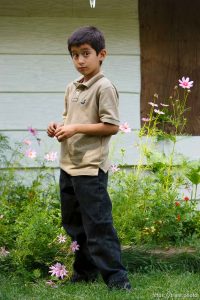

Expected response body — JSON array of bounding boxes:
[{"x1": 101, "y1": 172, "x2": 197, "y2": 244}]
[{"x1": 60, "y1": 72, "x2": 120, "y2": 176}]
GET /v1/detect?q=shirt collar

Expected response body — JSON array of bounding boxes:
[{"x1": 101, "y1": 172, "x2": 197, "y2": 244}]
[{"x1": 73, "y1": 72, "x2": 104, "y2": 89}]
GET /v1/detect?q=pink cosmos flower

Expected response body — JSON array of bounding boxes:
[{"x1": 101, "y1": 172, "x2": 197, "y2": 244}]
[
  {"x1": 0, "y1": 246, "x2": 10, "y2": 257},
  {"x1": 119, "y1": 122, "x2": 131, "y2": 133},
  {"x1": 57, "y1": 234, "x2": 67, "y2": 243},
  {"x1": 142, "y1": 117, "x2": 150, "y2": 122},
  {"x1": 23, "y1": 139, "x2": 32, "y2": 146},
  {"x1": 46, "y1": 280, "x2": 58, "y2": 288},
  {"x1": 44, "y1": 151, "x2": 58, "y2": 162},
  {"x1": 110, "y1": 164, "x2": 120, "y2": 173},
  {"x1": 25, "y1": 148, "x2": 37, "y2": 159},
  {"x1": 148, "y1": 102, "x2": 158, "y2": 107},
  {"x1": 178, "y1": 77, "x2": 193, "y2": 89},
  {"x1": 70, "y1": 241, "x2": 80, "y2": 253},
  {"x1": 160, "y1": 103, "x2": 169, "y2": 107},
  {"x1": 49, "y1": 263, "x2": 68, "y2": 279},
  {"x1": 28, "y1": 126, "x2": 38, "y2": 136},
  {"x1": 154, "y1": 109, "x2": 165, "y2": 115}
]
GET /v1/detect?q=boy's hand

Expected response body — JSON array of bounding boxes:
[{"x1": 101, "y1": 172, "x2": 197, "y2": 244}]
[
  {"x1": 47, "y1": 122, "x2": 61, "y2": 137},
  {"x1": 55, "y1": 125, "x2": 77, "y2": 142}
]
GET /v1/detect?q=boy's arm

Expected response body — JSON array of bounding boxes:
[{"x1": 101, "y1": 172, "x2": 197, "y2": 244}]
[
  {"x1": 54, "y1": 123, "x2": 118, "y2": 142},
  {"x1": 47, "y1": 86, "x2": 69, "y2": 138}
]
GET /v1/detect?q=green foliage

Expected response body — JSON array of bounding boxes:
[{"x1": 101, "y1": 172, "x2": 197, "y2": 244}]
[
  {"x1": 110, "y1": 82, "x2": 200, "y2": 247},
  {"x1": 110, "y1": 168, "x2": 200, "y2": 246},
  {"x1": 0, "y1": 133, "x2": 73, "y2": 280}
]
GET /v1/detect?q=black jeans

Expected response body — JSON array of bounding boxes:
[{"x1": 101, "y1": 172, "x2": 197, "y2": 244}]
[{"x1": 59, "y1": 168, "x2": 128, "y2": 285}]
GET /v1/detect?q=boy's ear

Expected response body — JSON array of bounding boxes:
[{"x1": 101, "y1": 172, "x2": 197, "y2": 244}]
[{"x1": 99, "y1": 49, "x2": 107, "y2": 63}]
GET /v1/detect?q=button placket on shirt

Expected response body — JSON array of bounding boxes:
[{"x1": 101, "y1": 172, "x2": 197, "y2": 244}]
[{"x1": 72, "y1": 88, "x2": 81, "y2": 102}]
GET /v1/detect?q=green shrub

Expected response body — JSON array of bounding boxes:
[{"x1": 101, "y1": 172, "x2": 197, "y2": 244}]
[
  {"x1": 0, "y1": 133, "x2": 73, "y2": 280},
  {"x1": 110, "y1": 80, "x2": 200, "y2": 246}
]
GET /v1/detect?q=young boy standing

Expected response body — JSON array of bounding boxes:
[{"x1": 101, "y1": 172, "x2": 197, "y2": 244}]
[{"x1": 47, "y1": 26, "x2": 131, "y2": 291}]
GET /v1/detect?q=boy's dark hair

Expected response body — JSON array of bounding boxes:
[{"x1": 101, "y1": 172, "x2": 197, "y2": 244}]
[{"x1": 68, "y1": 26, "x2": 105, "y2": 55}]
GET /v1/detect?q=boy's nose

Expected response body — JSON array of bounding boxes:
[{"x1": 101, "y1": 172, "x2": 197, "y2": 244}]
[{"x1": 78, "y1": 55, "x2": 85, "y2": 64}]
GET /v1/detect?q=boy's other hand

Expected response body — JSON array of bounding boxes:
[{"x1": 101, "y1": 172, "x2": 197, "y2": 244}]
[
  {"x1": 47, "y1": 122, "x2": 60, "y2": 137},
  {"x1": 55, "y1": 125, "x2": 77, "y2": 142}
]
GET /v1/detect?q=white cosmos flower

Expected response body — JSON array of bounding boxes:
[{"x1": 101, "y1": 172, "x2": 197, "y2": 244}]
[
  {"x1": 148, "y1": 102, "x2": 158, "y2": 107},
  {"x1": 154, "y1": 109, "x2": 165, "y2": 115}
]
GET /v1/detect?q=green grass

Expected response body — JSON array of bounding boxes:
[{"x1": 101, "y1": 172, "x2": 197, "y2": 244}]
[{"x1": 1, "y1": 271, "x2": 200, "y2": 300}]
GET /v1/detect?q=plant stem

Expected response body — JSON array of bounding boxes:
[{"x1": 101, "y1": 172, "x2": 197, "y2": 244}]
[
  {"x1": 194, "y1": 184, "x2": 198, "y2": 200},
  {"x1": 165, "y1": 140, "x2": 176, "y2": 191}
]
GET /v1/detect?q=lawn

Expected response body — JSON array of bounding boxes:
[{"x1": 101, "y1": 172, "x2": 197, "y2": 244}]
[{"x1": 1, "y1": 271, "x2": 200, "y2": 300}]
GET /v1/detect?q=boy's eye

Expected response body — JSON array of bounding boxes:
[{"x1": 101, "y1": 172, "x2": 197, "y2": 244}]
[
  {"x1": 72, "y1": 53, "x2": 78, "y2": 59},
  {"x1": 82, "y1": 51, "x2": 90, "y2": 57},
  {"x1": 71, "y1": 51, "x2": 91, "y2": 59}
]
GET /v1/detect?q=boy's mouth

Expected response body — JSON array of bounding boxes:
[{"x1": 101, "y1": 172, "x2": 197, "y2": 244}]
[{"x1": 78, "y1": 67, "x2": 87, "y2": 71}]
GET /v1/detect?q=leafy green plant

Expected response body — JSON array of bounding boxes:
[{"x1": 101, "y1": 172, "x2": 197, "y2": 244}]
[
  {"x1": 110, "y1": 77, "x2": 200, "y2": 246},
  {"x1": 185, "y1": 161, "x2": 200, "y2": 199},
  {"x1": 0, "y1": 132, "x2": 75, "y2": 281}
]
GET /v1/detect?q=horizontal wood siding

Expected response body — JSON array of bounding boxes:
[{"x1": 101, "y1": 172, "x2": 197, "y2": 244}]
[
  {"x1": 0, "y1": 0, "x2": 140, "y2": 166},
  {"x1": 0, "y1": 17, "x2": 140, "y2": 55},
  {"x1": 0, "y1": 55, "x2": 140, "y2": 93},
  {"x1": 0, "y1": 93, "x2": 140, "y2": 130},
  {"x1": 0, "y1": 0, "x2": 138, "y2": 18}
]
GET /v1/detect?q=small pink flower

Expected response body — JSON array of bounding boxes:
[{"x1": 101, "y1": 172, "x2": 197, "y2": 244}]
[
  {"x1": 44, "y1": 151, "x2": 58, "y2": 162},
  {"x1": 148, "y1": 102, "x2": 158, "y2": 107},
  {"x1": 25, "y1": 149, "x2": 37, "y2": 159},
  {"x1": 178, "y1": 77, "x2": 193, "y2": 89},
  {"x1": 57, "y1": 234, "x2": 67, "y2": 243},
  {"x1": 28, "y1": 126, "x2": 38, "y2": 136},
  {"x1": 110, "y1": 164, "x2": 120, "y2": 173},
  {"x1": 70, "y1": 241, "x2": 80, "y2": 253},
  {"x1": 49, "y1": 263, "x2": 68, "y2": 279},
  {"x1": 160, "y1": 103, "x2": 169, "y2": 107},
  {"x1": 0, "y1": 246, "x2": 10, "y2": 257},
  {"x1": 142, "y1": 117, "x2": 150, "y2": 122},
  {"x1": 154, "y1": 109, "x2": 165, "y2": 115},
  {"x1": 175, "y1": 201, "x2": 180, "y2": 207},
  {"x1": 46, "y1": 280, "x2": 58, "y2": 288},
  {"x1": 119, "y1": 122, "x2": 131, "y2": 133},
  {"x1": 23, "y1": 139, "x2": 32, "y2": 146}
]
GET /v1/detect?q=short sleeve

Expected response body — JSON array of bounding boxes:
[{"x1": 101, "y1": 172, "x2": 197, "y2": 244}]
[
  {"x1": 62, "y1": 86, "x2": 70, "y2": 121},
  {"x1": 98, "y1": 86, "x2": 120, "y2": 126}
]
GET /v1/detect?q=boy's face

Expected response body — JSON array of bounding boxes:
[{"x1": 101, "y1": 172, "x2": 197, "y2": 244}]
[{"x1": 70, "y1": 44, "x2": 106, "y2": 82}]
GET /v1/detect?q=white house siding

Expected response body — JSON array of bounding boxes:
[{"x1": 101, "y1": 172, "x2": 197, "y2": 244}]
[
  {"x1": 0, "y1": 0, "x2": 141, "y2": 168},
  {"x1": 0, "y1": 0, "x2": 199, "y2": 171}
]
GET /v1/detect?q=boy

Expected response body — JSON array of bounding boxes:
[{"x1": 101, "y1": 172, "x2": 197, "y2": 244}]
[{"x1": 47, "y1": 26, "x2": 131, "y2": 291}]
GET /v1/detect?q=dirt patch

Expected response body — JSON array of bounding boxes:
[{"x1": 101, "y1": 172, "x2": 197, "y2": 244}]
[
  {"x1": 148, "y1": 247, "x2": 197, "y2": 257},
  {"x1": 122, "y1": 245, "x2": 197, "y2": 257}
]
